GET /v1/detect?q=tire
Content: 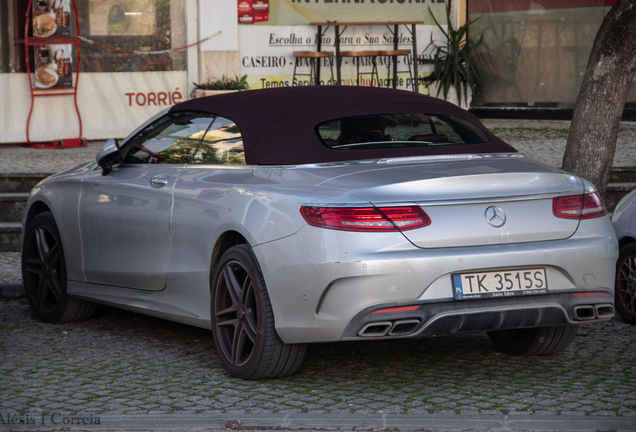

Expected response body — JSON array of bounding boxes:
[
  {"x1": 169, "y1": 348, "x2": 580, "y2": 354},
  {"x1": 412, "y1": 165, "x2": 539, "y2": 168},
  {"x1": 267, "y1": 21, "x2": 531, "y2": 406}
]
[
  {"x1": 615, "y1": 243, "x2": 636, "y2": 325},
  {"x1": 487, "y1": 324, "x2": 579, "y2": 356},
  {"x1": 21, "y1": 212, "x2": 96, "y2": 323},
  {"x1": 210, "y1": 245, "x2": 306, "y2": 379}
]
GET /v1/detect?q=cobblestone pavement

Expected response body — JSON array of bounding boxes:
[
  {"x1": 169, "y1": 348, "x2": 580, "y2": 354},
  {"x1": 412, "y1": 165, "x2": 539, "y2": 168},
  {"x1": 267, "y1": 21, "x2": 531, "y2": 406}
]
[
  {"x1": 0, "y1": 252, "x2": 21, "y2": 285},
  {"x1": 1, "y1": 298, "x2": 635, "y2": 422}
]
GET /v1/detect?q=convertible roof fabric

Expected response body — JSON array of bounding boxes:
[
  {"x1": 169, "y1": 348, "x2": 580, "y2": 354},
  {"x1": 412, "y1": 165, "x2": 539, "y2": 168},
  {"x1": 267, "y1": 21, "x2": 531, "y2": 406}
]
[{"x1": 173, "y1": 86, "x2": 516, "y2": 165}]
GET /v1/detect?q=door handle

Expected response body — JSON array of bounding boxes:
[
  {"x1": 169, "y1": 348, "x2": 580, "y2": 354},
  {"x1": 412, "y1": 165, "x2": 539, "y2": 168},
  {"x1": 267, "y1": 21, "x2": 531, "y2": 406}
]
[{"x1": 149, "y1": 175, "x2": 169, "y2": 188}]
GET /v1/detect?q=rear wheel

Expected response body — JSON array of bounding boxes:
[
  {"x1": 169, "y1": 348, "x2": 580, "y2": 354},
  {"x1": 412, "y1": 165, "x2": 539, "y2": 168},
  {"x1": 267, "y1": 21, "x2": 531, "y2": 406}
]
[
  {"x1": 21, "y1": 212, "x2": 95, "y2": 323},
  {"x1": 487, "y1": 324, "x2": 579, "y2": 356},
  {"x1": 615, "y1": 243, "x2": 636, "y2": 324},
  {"x1": 210, "y1": 245, "x2": 306, "y2": 379}
]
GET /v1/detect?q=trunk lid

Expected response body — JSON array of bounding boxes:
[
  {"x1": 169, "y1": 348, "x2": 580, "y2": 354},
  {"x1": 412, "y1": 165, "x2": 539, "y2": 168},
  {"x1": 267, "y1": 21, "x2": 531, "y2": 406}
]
[{"x1": 315, "y1": 155, "x2": 584, "y2": 248}]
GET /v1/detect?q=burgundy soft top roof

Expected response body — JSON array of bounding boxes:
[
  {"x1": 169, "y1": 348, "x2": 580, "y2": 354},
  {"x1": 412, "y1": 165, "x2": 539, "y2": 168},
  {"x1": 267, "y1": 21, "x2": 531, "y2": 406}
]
[{"x1": 173, "y1": 86, "x2": 516, "y2": 165}]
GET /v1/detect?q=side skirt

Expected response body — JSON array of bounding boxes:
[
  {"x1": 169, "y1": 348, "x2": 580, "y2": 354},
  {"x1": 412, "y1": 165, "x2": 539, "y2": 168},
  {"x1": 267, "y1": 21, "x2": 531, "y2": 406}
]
[{"x1": 67, "y1": 279, "x2": 212, "y2": 330}]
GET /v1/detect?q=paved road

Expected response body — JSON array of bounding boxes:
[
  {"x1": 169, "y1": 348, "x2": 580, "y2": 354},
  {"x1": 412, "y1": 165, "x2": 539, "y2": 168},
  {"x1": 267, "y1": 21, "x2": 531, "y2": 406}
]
[{"x1": 1, "y1": 298, "x2": 635, "y2": 431}]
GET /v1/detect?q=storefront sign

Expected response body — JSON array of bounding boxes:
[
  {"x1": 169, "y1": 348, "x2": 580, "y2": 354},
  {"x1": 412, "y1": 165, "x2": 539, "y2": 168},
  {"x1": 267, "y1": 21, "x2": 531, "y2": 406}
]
[
  {"x1": 238, "y1": 0, "x2": 445, "y2": 89},
  {"x1": 243, "y1": 0, "x2": 446, "y2": 26},
  {"x1": 0, "y1": 71, "x2": 187, "y2": 143},
  {"x1": 239, "y1": 24, "x2": 441, "y2": 90}
]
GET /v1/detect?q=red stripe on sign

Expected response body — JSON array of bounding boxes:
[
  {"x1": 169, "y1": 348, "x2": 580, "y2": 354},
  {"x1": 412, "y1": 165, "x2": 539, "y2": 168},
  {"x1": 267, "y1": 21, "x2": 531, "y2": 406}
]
[{"x1": 371, "y1": 306, "x2": 420, "y2": 314}]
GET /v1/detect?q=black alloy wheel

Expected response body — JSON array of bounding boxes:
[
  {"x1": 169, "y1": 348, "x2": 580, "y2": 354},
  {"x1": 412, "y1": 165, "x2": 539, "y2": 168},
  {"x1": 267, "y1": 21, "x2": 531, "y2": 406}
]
[
  {"x1": 616, "y1": 243, "x2": 636, "y2": 324},
  {"x1": 22, "y1": 212, "x2": 95, "y2": 323},
  {"x1": 211, "y1": 245, "x2": 306, "y2": 379}
]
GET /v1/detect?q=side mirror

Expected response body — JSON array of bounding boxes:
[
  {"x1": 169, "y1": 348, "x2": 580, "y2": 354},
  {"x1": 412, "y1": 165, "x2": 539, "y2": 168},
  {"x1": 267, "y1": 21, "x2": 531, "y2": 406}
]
[{"x1": 97, "y1": 139, "x2": 123, "y2": 176}]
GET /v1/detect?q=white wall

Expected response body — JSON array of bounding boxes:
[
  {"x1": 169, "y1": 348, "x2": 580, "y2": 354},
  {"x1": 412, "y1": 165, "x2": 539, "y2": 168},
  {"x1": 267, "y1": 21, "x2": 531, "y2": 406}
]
[{"x1": 196, "y1": 0, "x2": 241, "y2": 85}]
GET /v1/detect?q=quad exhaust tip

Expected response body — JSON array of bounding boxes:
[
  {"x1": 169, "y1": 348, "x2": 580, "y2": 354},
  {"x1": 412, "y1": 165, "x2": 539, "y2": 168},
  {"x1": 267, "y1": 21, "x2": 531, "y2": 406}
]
[
  {"x1": 358, "y1": 319, "x2": 421, "y2": 337},
  {"x1": 573, "y1": 304, "x2": 614, "y2": 321},
  {"x1": 359, "y1": 303, "x2": 615, "y2": 336}
]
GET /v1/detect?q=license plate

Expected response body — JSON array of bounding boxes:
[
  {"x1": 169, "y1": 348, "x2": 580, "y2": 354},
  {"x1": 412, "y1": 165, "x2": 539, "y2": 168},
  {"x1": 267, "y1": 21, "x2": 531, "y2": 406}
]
[{"x1": 452, "y1": 268, "x2": 548, "y2": 300}]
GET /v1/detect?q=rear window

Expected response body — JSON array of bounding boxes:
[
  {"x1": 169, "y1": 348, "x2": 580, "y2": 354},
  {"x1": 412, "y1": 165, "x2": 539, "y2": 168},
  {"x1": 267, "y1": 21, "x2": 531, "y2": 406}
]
[{"x1": 316, "y1": 113, "x2": 491, "y2": 150}]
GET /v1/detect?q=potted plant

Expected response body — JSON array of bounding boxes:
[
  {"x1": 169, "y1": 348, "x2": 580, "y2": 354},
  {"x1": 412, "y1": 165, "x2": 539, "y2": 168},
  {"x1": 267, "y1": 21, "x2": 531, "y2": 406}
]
[
  {"x1": 420, "y1": 6, "x2": 485, "y2": 109},
  {"x1": 192, "y1": 74, "x2": 250, "y2": 98}
]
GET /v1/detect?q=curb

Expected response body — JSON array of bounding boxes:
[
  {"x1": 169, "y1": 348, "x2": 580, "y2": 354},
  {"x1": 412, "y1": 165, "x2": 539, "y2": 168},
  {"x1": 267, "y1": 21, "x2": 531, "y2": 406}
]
[
  {"x1": 0, "y1": 282, "x2": 24, "y2": 298},
  {"x1": 2, "y1": 413, "x2": 635, "y2": 431}
]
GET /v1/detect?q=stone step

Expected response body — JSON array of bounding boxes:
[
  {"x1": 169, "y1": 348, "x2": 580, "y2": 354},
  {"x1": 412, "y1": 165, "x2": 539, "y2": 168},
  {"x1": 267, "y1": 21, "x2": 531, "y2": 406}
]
[
  {"x1": 0, "y1": 193, "x2": 30, "y2": 223},
  {"x1": 609, "y1": 165, "x2": 636, "y2": 183},
  {"x1": 605, "y1": 182, "x2": 636, "y2": 212},
  {"x1": 0, "y1": 172, "x2": 55, "y2": 193},
  {"x1": 0, "y1": 222, "x2": 21, "y2": 252}
]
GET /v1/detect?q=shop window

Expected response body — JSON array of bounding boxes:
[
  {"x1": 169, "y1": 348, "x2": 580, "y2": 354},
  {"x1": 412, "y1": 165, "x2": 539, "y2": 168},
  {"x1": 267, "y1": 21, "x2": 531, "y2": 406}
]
[
  {"x1": 2, "y1": 0, "x2": 186, "y2": 74},
  {"x1": 78, "y1": 0, "x2": 187, "y2": 73}
]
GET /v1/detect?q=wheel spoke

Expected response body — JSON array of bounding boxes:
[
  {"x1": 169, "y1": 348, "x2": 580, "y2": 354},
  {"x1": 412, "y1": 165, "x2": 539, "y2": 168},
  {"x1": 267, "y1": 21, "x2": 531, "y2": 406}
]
[
  {"x1": 37, "y1": 278, "x2": 50, "y2": 310},
  {"x1": 216, "y1": 317, "x2": 239, "y2": 328},
  {"x1": 215, "y1": 305, "x2": 238, "y2": 318},
  {"x1": 240, "y1": 275, "x2": 251, "y2": 304},
  {"x1": 243, "y1": 282, "x2": 258, "y2": 337},
  {"x1": 23, "y1": 258, "x2": 43, "y2": 276},
  {"x1": 628, "y1": 257, "x2": 636, "y2": 274},
  {"x1": 49, "y1": 272, "x2": 62, "y2": 298},
  {"x1": 232, "y1": 322, "x2": 251, "y2": 365},
  {"x1": 627, "y1": 293, "x2": 635, "y2": 313},
  {"x1": 223, "y1": 265, "x2": 242, "y2": 306},
  {"x1": 35, "y1": 227, "x2": 50, "y2": 263},
  {"x1": 231, "y1": 321, "x2": 242, "y2": 364},
  {"x1": 48, "y1": 244, "x2": 60, "y2": 266},
  {"x1": 244, "y1": 314, "x2": 257, "y2": 342}
]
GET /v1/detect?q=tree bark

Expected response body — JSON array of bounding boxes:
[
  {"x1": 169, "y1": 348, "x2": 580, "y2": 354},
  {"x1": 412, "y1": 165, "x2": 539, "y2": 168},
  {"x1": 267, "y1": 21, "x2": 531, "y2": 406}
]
[{"x1": 562, "y1": 0, "x2": 636, "y2": 200}]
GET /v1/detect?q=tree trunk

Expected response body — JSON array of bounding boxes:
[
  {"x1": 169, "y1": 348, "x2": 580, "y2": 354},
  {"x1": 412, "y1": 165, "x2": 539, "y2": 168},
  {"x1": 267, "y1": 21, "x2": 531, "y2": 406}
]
[{"x1": 562, "y1": 0, "x2": 636, "y2": 200}]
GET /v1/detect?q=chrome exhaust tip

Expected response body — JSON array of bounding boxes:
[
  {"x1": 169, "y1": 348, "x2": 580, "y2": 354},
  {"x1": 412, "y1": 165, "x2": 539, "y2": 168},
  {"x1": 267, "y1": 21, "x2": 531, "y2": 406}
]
[
  {"x1": 358, "y1": 321, "x2": 392, "y2": 337},
  {"x1": 594, "y1": 304, "x2": 615, "y2": 319},
  {"x1": 389, "y1": 319, "x2": 420, "y2": 336},
  {"x1": 573, "y1": 305, "x2": 596, "y2": 321}
]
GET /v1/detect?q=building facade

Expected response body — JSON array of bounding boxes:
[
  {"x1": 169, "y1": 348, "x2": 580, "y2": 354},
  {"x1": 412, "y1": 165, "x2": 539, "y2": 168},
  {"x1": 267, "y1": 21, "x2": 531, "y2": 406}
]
[{"x1": 0, "y1": 0, "x2": 632, "y2": 144}]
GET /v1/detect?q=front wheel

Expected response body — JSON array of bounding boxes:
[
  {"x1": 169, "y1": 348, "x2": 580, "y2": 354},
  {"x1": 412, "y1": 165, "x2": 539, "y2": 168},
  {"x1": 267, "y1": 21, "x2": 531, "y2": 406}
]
[
  {"x1": 615, "y1": 243, "x2": 636, "y2": 324},
  {"x1": 210, "y1": 245, "x2": 306, "y2": 379},
  {"x1": 21, "y1": 212, "x2": 95, "y2": 323},
  {"x1": 487, "y1": 324, "x2": 579, "y2": 356}
]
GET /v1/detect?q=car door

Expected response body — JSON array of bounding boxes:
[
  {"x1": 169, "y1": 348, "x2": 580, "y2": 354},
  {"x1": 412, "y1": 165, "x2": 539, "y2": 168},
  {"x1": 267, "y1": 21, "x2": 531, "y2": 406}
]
[{"x1": 79, "y1": 111, "x2": 216, "y2": 290}]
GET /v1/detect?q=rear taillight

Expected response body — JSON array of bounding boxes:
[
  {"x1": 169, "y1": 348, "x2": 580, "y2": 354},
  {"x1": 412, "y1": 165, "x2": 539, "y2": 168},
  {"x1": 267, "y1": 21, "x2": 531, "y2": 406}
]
[
  {"x1": 553, "y1": 192, "x2": 607, "y2": 220},
  {"x1": 300, "y1": 205, "x2": 431, "y2": 232}
]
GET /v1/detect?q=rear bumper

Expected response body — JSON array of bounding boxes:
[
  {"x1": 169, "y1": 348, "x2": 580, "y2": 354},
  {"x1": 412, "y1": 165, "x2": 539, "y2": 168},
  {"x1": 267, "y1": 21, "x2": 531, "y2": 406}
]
[
  {"x1": 343, "y1": 290, "x2": 614, "y2": 340},
  {"x1": 254, "y1": 217, "x2": 618, "y2": 344}
]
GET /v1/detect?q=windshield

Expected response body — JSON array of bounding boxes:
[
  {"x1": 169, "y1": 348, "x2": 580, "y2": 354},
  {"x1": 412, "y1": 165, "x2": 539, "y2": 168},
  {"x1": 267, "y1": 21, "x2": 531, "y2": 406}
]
[{"x1": 316, "y1": 113, "x2": 491, "y2": 150}]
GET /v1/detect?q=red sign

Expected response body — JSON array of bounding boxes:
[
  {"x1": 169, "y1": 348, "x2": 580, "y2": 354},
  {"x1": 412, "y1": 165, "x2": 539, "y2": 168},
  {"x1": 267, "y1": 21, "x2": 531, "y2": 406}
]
[{"x1": 238, "y1": 0, "x2": 268, "y2": 24}]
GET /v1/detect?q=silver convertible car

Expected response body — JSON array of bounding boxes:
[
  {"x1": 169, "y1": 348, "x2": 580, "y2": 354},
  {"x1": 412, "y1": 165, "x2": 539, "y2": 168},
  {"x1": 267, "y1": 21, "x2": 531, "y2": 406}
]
[{"x1": 22, "y1": 87, "x2": 617, "y2": 379}]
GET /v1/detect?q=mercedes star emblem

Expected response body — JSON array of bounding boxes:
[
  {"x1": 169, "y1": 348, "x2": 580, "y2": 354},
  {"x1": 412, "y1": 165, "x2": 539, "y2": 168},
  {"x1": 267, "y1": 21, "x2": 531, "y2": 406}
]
[{"x1": 485, "y1": 206, "x2": 507, "y2": 228}]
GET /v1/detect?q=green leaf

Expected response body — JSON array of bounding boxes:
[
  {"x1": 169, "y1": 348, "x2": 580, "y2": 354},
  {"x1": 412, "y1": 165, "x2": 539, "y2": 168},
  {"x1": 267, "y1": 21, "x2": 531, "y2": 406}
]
[{"x1": 420, "y1": 4, "x2": 484, "y2": 107}]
